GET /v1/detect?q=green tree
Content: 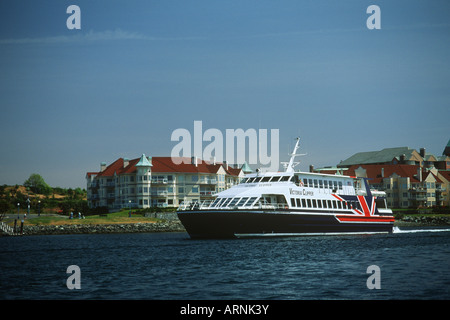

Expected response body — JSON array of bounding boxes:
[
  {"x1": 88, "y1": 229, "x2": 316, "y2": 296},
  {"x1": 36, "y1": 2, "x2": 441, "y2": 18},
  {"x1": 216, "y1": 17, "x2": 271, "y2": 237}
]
[
  {"x1": 24, "y1": 174, "x2": 52, "y2": 195},
  {"x1": 0, "y1": 199, "x2": 13, "y2": 221}
]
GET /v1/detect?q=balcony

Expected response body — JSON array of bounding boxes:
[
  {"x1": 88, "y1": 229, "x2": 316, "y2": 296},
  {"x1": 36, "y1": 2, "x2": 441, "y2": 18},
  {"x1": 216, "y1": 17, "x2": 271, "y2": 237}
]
[
  {"x1": 151, "y1": 191, "x2": 167, "y2": 197},
  {"x1": 198, "y1": 178, "x2": 217, "y2": 185},
  {"x1": 89, "y1": 181, "x2": 99, "y2": 188},
  {"x1": 151, "y1": 178, "x2": 168, "y2": 184}
]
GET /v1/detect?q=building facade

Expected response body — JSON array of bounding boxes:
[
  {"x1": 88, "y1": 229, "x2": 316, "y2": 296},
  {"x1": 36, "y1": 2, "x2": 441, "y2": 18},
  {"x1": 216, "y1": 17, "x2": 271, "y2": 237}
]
[
  {"x1": 317, "y1": 142, "x2": 450, "y2": 208},
  {"x1": 86, "y1": 155, "x2": 251, "y2": 211}
]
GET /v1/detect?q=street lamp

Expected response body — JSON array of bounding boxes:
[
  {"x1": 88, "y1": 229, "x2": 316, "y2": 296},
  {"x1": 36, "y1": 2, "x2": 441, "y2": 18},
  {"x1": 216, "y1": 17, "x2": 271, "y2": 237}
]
[
  {"x1": 26, "y1": 197, "x2": 30, "y2": 219},
  {"x1": 17, "y1": 203, "x2": 20, "y2": 220},
  {"x1": 38, "y1": 200, "x2": 41, "y2": 217},
  {"x1": 129, "y1": 200, "x2": 131, "y2": 217}
]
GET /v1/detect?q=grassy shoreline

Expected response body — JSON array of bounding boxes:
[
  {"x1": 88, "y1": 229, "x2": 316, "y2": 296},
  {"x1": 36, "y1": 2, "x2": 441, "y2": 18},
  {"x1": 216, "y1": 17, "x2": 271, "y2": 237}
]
[{"x1": 4, "y1": 210, "x2": 165, "y2": 227}]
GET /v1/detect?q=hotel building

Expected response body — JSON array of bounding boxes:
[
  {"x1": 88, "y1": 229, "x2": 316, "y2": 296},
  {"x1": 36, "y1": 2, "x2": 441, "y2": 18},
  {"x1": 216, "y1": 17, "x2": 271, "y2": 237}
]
[{"x1": 86, "y1": 155, "x2": 252, "y2": 211}]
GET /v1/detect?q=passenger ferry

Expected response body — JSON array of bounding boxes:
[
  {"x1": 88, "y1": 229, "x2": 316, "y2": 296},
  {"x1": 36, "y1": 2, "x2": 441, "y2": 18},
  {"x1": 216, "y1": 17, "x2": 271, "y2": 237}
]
[{"x1": 177, "y1": 138, "x2": 394, "y2": 239}]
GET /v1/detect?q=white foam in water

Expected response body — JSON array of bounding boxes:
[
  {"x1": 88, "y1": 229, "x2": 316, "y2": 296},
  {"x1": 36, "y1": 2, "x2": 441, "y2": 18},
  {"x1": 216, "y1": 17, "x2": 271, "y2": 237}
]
[{"x1": 393, "y1": 226, "x2": 450, "y2": 234}]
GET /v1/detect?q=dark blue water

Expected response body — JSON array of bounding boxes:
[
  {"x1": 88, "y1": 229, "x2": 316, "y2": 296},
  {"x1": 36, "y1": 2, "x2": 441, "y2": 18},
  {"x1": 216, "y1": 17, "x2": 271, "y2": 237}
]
[{"x1": 1, "y1": 227, "x2": 450, "y2": 300}]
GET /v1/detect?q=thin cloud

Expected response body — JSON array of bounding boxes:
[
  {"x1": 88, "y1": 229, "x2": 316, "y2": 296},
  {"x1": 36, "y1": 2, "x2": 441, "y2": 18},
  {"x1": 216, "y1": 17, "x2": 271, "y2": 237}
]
[{"x1": 0, "y1": 29, "x2": 205, "y2": 45}]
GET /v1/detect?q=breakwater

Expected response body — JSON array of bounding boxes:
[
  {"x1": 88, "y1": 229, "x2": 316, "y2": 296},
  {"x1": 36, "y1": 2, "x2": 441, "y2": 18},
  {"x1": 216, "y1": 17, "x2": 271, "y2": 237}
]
[
  {"x1": 396, "y1": 216, "x2": 450, "y2": 226},
  {"x1": 21, "y1": 220, "x2": 185, "y2": 236}
]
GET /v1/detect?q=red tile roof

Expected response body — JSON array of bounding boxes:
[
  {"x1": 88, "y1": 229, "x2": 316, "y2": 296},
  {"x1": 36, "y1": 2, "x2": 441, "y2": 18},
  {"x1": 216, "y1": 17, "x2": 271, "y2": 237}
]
[{"x1": 88, "y1": 156, "x2": 242, "y2": 177}]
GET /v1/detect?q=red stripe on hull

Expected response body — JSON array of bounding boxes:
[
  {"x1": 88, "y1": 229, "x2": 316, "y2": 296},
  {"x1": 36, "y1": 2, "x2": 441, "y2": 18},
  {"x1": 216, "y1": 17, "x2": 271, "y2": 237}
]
[{"x1": 336, "y1": 215, "x2": 395, "y2": 223}]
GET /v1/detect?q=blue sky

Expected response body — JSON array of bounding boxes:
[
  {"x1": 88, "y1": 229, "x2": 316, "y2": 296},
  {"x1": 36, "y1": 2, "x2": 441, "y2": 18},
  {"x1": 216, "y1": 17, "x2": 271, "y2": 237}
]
[{"x1": 0, "y1": 0, "x2": 449, "y2": 188}]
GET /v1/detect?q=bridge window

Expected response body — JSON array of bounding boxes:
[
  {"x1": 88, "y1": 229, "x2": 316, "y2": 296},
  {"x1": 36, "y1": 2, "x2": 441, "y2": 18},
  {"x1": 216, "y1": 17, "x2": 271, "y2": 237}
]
[
  {"x1": 237, "y1": 197, "x2": 249, "y2": 206},
  {"x1": 244, "y1": 197, "x2": 258, "y2": 207}
]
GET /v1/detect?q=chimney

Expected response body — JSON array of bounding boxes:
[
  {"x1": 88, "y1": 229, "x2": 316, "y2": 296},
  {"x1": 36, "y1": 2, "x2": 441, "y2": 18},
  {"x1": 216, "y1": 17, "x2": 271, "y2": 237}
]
[
  {"x1": 381, "y1": 168, "x2": 384, "y2": 178},
  {"x1": 210, "y1": 157, "x2": 216, "y2": 165},
  {"x1": 223, "y1": 160, "x2": 228, "y2": 170},
  {"x1": 123, "y1": 158, "x2": 129, "y2": 168},
  {"x1": 100, "y1": 162, "x2": 107, "y2": 172},
  {"x1": 400, "y1": 154, "x2": 405, "y2": 163},
  {"x1": 417, "y1": 167, "x2": 422, "y2": 182},
  {"x1": 309, "y1": 165, "x2": 314, "y2": 173},
  {"x1": 420, "y1": 148, "x2": 426, "y2": 158}
]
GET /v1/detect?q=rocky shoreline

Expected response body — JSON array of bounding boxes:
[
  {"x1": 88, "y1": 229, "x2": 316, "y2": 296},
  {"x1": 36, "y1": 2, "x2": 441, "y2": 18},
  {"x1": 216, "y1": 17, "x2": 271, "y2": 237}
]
[
  {"x1": 395, "y1": 216, "x2": 450, "y2": 227},
  {"x1": 20, "y1": 220, "x2": 186, "y2": 236}
]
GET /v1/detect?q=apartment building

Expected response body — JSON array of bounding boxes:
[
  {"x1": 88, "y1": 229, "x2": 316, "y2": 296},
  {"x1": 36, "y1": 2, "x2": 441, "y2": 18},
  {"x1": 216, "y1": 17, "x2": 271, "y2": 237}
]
[
  {"x1": 86, "y1": 155, "x2": 251, "y2": 210},
  {"x1": 317, "y1": 142, "x2": 450, "y2": 208}
]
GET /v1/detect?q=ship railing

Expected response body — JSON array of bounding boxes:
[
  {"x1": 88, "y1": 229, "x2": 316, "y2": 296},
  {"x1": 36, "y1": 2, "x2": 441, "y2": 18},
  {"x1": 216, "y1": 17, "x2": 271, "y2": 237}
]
[
  {"x1": 178, "y1": 200, "x2": 289, "y2": 211},
  {"x1": 178, "y1": 200, "x2": 214, "y2": 211}
]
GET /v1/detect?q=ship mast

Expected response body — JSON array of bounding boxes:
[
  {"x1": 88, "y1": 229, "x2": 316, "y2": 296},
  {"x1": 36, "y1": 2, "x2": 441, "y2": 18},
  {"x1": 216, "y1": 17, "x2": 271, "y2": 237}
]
[{"x1": 284, "y1": 137, "x2": 306, "y2": 173}]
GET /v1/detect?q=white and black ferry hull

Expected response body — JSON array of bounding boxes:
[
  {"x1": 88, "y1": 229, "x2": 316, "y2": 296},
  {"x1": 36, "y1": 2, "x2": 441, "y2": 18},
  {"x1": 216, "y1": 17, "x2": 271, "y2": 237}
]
[{"x1": 177, "y1": 210, "x2": 395, "y2": 239}]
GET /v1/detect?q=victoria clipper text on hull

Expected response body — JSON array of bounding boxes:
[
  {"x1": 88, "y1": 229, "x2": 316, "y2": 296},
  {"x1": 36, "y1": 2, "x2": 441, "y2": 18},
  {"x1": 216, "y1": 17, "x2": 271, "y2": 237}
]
[{"x1": 177, "y1": 138, "x2": 395, "y2": 239}]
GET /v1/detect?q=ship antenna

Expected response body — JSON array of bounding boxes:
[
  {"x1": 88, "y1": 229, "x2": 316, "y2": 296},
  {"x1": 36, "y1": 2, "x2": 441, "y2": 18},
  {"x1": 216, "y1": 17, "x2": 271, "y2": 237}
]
[{"x1": 283, "y1": 137, "x2": 306, "y2": 172}]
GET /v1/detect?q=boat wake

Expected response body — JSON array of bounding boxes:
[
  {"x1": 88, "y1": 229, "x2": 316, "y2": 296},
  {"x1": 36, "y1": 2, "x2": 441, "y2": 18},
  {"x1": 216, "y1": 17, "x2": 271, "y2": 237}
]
[{"x1": 393, "y1": 226, "x2": 450, "y2": 234}]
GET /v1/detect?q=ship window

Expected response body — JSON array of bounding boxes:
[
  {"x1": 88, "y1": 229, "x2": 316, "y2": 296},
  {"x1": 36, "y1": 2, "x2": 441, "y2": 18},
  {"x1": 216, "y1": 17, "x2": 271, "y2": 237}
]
[
  {"x1": 218, "y1": 198, "x2": 228, "y2": 207},
  {"x1": 237, "y1": 197, "x2": 249, "y2": 206},
  {"x1": 324, "y1": 180, "x2": 328, "y2": 188},
  {"x1": 270, "y1": 176, "x2": 281, "y2": 182},
  {"x1": 333, "y1": 201, "x2": 337, "y2": 209},
  {"x1": 314, "y1": 179, "x2": 318, "y2": 188},
  {"x1": 303, "y1": 179, "x2": 308, "y2": 187},
  {"x1": 338, "y1": 181, "x2": 343, "y2": 190},
  {"x1": 281, "y1": 176, "x2": 291, "y2": 182},
  {"x1": 337, "y1": 201, "x2": 342, "y2": 209},
  {"x1": 319, "y1": 180, "x2": 323, "y2": 188},
  {"x1": 312, "y1": 199, "x2": 317, "y2": 208},
  {"x1": 261, "y1": 176, "x2": 271, "y2": 182},
  {"x1": 317, "y1": 200, "x2": 322, "y2": 208},
  {"x1": 327, "y1": 200, "x2": 332, "y2": 208},
  {"x1": 302, "y1": 199, "x2": 306, "y2": 207},
  {"x1": 296, "y1": 198, "x2": 301, "y2": 207},
  {"x1": 211, "y1": 198, "x2": 221, "y2": 207},
  {"x1": 322, "y1": 200, "x2": 327, "y2": 208},
  {"x1": 307, "y1": 199, "x2": 312, "y2": 208},
  {"x1": 221, "y1": 198, "x2": 233, "y2": 207},
  {"x1": 228, "y1": 198, "x2": 240, "y2": 207},
  {"x1": 291, "y1": 198, "x2": 296, "y2": 207},
  {"x1": 253, "y1": 177, "x2": 262, "y2": 183},
  {"x1": 333, "y1": 181, "x2": 338, "y2": 189},
  {"x1": 245, "y1": 197, "x2": 258, "y2": 207},
  {"x1": 309, "y1": 179, "x2": 313, "y2": 186}
]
